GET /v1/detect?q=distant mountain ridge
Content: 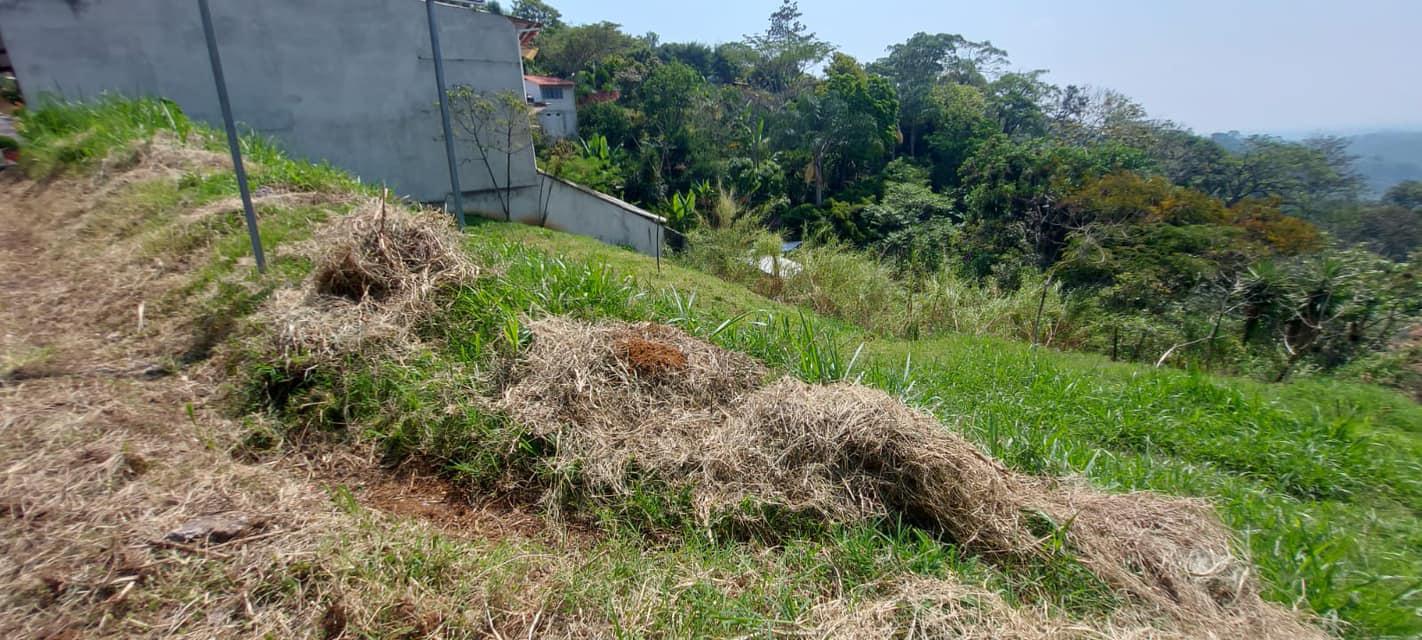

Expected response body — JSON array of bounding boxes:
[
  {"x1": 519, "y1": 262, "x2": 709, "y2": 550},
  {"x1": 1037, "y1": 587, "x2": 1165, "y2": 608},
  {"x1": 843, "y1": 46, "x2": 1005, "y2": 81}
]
[
  {"x1": 1210, "y1": 129, "x2": 1422, "y2": 198},
  {"x1": 1347, "y1": 131, "x2": 1422, "y2": 197}
]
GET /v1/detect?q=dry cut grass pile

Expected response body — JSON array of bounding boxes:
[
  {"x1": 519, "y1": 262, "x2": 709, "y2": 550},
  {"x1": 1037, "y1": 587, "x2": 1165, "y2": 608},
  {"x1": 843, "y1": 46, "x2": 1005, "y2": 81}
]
[
  {"x1": 502, "y1": 318, "x2": 1326, "y2": 639},
  {"x1": 263, "y1": 197, "x2": 480, "y2": 362}
]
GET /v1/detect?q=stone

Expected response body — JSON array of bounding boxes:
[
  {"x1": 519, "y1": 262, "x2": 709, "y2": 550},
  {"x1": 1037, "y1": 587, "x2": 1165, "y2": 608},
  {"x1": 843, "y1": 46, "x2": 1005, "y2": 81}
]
[{"x1": 164, "y1": 514, "x2": 258, "y2": 544}]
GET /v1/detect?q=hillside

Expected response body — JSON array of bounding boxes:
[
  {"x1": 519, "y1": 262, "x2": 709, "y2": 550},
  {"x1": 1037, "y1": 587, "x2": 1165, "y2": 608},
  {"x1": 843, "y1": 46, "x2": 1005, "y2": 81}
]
[
  {"x1": 1348, "y1": 131, "x2": 1422, "y2": 197},
  {"x1": 2, "y1": 100, "x2": 1420, "y2": 639}
]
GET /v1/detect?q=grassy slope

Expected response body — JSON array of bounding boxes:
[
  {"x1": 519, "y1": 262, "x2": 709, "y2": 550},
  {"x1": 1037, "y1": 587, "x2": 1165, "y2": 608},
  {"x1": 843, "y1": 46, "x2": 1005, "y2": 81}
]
[
  {"x1": 14, "y1": 99, "x2": 1420, "y2": 637},
  {"x1": 488, "y1": 223, "x2": 1422, "y2": 637}
]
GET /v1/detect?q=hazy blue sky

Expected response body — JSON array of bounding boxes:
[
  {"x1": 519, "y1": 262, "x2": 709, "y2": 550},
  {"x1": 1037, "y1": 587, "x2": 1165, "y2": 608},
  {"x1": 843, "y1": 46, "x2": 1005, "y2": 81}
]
[{"x1": 552, "y1": 0, "x2": 1422, "y2": 135}]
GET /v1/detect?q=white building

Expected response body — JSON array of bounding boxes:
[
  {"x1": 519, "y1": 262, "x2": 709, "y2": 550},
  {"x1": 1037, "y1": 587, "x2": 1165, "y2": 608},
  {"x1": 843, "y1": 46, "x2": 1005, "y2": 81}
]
[{"x1": 523, "y1": 74, "x2": 577, "y2": 139}]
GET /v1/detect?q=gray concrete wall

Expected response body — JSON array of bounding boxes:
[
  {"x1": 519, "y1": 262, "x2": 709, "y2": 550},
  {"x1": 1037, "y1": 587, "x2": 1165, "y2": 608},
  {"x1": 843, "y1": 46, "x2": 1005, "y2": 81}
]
[
  {"x1": 0, "y1": 0, "x2": 535, "y2": 202},
  {"x1": 0, "y1": 0, "x2": 665, "y2": 256},
  {"x1": 536, "y1": 172, "x2": 664, "y2": 255},
  {"x1": 462, "y1": 173, "x2": 664, "y2": 255}
]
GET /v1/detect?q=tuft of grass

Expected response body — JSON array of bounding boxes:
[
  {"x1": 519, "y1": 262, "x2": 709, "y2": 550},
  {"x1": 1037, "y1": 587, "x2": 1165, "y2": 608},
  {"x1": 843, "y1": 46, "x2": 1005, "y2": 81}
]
[{"x1": 16, "y1": 95, "x2": 193, "y2": 177}]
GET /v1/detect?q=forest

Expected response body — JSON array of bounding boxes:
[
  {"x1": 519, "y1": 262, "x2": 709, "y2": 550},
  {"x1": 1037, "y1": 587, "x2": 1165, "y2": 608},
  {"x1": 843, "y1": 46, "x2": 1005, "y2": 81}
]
[{"x1": 493, "y1": 0, "x2": 1422, "y2": 386}]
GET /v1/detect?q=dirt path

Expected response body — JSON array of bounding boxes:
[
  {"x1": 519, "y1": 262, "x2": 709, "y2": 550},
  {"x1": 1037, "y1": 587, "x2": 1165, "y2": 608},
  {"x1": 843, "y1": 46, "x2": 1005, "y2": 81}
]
[
  {"x1": 0, "y1": 158, "x2": 545, "y2": 638},
  {"x1": 0, "y1": 163, "x2": 320, "y2": 637}
]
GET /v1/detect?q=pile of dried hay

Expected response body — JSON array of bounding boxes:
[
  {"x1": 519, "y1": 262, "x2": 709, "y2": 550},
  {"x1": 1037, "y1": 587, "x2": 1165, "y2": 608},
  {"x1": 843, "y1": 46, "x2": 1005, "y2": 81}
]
[
  {"x1": 502, "y1": 318, "x2": 1325, "y2": 638},
  {"x1": 265, "y1": 198, "x2": 478, "y2": 360},
  {"x1": 311, "y1": 200, "x2": 473, "y2": 304}
]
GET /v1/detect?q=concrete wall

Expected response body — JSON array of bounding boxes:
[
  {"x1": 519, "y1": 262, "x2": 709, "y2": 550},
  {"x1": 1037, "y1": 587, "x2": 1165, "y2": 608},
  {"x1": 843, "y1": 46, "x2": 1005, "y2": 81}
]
[
  {"x1": 0, "y1": 0, "x2": 663, "y2": 255},
  {"x1": 463, "y1": 173, "x2": 664, "y2": 255},
  {"x1": 537, "y1": 172, "x2": 662, "y2": 254},
  {"x1": 0, "y1": 0, "x2": 536, "y2": 202},
  {"x1": 534, "y1": 106, "x2": 577, "y2": 139}
]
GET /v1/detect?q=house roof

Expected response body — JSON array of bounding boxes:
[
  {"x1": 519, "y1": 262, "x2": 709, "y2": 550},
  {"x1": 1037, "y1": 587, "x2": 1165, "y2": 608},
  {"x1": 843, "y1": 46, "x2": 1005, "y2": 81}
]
[
  {"x1": 524, "y1": 74, "x2": 574, "y2": 87},
  {"x1": 508, "y1": 16, "x2": 542, "y2": 51}
]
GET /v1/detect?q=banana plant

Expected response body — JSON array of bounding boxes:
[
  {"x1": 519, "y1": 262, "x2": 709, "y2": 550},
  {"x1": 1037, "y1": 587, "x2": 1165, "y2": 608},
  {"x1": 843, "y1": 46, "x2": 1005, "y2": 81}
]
[{"x1": 666, "y1": 190, "x2": 697, "y2": 234}]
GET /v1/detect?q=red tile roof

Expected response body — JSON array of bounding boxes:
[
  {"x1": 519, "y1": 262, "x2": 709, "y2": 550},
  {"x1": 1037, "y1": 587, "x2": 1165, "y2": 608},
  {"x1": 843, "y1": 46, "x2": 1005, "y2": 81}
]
[{"x1": 524, "y1": 74, "x2": 574, "y2": 87}]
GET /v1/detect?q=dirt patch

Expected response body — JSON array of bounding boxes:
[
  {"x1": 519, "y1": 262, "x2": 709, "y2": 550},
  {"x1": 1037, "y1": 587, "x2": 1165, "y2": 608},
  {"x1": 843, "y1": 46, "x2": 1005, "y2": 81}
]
[
  {"x1": 364, "y1": 474, "x2": 553, "y2": 542},
  {"x1": 615, "y1": 332, "x2": 688, "y2": 378}
]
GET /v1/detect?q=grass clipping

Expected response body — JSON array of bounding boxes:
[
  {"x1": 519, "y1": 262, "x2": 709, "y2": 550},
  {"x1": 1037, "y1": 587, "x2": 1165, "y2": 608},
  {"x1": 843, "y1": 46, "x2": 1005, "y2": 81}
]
[
  {"x1": 502, "y1": 318, "x2": 1323, "y2": 638},
  {"x1": 267, "y1": 198, "x2": 478, "y2": 359}
]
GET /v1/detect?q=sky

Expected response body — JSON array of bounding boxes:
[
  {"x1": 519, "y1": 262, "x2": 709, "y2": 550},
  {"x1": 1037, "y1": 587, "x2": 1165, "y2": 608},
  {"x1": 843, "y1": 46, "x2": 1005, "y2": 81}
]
[{"x1": 552, "y1": 0, "x2": 1422, "y2": 136}]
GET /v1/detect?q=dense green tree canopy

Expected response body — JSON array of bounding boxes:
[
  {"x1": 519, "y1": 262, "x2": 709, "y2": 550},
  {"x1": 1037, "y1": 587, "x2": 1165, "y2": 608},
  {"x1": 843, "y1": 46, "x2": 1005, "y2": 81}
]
[{"x1": 522, "y1": 0, "x2": 1421, "y2": 379}]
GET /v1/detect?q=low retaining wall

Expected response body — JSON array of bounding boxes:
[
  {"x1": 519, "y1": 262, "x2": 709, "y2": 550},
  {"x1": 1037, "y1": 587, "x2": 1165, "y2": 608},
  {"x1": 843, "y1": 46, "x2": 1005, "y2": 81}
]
[{"x1": 461, "y1": 172, "x2": 664, "y2": 256}]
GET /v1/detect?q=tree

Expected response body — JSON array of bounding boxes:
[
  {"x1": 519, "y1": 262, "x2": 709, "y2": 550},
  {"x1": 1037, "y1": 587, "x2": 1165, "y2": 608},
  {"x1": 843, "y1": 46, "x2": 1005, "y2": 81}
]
[
  {"x1": 870, "y1": 32, "x2": 1008, "y2": 156},
  {"x1": 924, "y1": 83, "x2": 995, "y2": 187},
  {"x1": 447, "y1": 87, "x2": 533, "y2": 220},
  {"x1": 1226, "y1": 198, "x2": 1322, "y2": 256},
  {"x1": 657, "y1": 42, "x2": 717, "y2": 79},
  {"x1": 786, "y1": 54, "x2": 899, "y2": 205},
  {"x1": 1206, "y1": 135, "x2": 1361, "y2": 216},
  {"x1": 1135, "y1": 124, "x2": 1233, "y2": 192},
  {"x1": 710, "y1": 42, "x2": 759, "y2": 85},
  {"x1": 871, "y1": 32, "x2": 965, "y2": 156},
  {"x1": 632, "y1": 61, "x2": 712, "y2": 201},
  {"x1": 958, "y1": 137, "x2": 1142, "y2": 274},
  {"x1": 537, "y1": 21, "x2": 639, "y2": 79},
  {"x1": 743, "y1": 0, "x2": 833, "y2": 95},
  {"x1": 862, "y1": 161, "x2": 959, "y2": 262},
  {"x1": 511, "y1": 0, "x2": 563, "y2": 30},
  {"x1": 1383, "y1": 180, "x2": 1422, "y2": 210},
  {"x1": 987, "y1": 71, "x2": 1053, "y2": 138},
  {"x1": 1050, "y1": 87, "x2": 1151, "y2": 148}
]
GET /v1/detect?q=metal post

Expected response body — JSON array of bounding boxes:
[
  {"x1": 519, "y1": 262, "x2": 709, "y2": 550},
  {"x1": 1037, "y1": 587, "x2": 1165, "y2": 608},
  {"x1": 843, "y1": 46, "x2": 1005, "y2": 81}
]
[
  {"x1": 197, "y1": 0, "x2": 266, "y2": 273},
  {"x1": 425, "y1": 0, "x2": 465, "y2": 228}
]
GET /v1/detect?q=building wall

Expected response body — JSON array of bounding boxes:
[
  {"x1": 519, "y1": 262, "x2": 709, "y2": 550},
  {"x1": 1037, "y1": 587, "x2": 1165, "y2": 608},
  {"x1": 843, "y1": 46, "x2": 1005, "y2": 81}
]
[
  {"x1": 538, "y1": 172, "x2": 659, "y2": 253},
  {"x1": 0, "y1": 0, "x2": 660, "y2": 255},
  {"x1": 523, "y1": 78, "x2": 577, "y2": 139},
  {"x1": 535, "y1": 107, "x2": 577, "y2": 139},
  {"x1": 0, "y1": 0, "x2": 536, "y2": 202}
]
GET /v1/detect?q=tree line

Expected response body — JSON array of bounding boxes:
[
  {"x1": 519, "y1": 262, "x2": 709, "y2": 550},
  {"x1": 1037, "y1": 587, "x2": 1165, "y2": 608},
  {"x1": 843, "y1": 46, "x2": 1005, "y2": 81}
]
[{"x1": 493, "y1": 0, "x2": 1422, "y2": 384}]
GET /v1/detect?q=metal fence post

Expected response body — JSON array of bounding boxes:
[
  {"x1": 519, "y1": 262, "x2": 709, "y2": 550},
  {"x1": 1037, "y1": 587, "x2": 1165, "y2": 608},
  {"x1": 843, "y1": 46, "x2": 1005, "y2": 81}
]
[
  {"x1": 425, "y1": 0, "x2": 466, "y2": 228},
  {"x1": 197, "y1": 0, "x2": 266, "y2": 273}
]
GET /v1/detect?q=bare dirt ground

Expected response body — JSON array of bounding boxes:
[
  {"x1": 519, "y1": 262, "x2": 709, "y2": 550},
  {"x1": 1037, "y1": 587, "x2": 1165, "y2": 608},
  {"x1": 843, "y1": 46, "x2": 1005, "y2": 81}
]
[{"x1": 0, "y1": 155, "x2": 546, "y2": 638}]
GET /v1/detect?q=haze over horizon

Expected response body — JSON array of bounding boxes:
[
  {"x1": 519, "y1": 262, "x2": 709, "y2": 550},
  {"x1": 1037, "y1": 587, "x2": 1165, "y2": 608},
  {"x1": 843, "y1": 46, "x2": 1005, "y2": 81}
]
[{"x1": 553, "y1": 0, "x2": 1422, "y2": 136}]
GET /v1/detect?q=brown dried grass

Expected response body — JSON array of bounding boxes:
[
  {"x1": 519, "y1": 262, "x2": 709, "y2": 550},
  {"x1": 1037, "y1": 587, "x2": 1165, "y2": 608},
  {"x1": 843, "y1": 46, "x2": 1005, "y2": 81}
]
[
  {"x1": 0, "y1": 141, "x2": 561, "y2": 639},
  {"x1": 814, "y1": 577, "x2": 1099, "y2": 639},
  {"x1": 262, "y1": 197, "x2": 479, "y2": 362},
  {"x1": 502, "y1": 318, "x2": 1326, "y2": 639}
]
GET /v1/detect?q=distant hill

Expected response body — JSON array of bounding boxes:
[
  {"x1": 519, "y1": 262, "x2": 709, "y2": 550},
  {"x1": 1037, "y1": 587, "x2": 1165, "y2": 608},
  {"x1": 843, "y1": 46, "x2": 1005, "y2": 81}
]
[
  {"x1": 1210, "y1": 129, "x2": 1422, "y2": 199},
  {"x1": 1347, "y1": 131, "x2": 1422, "y2": 197}
]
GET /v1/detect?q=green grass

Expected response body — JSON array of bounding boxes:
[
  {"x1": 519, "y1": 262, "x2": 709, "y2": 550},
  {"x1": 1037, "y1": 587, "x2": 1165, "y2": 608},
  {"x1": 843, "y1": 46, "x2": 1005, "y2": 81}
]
[
  {"x1": 467, "y1": 223, "x2": 1422, "y2": 638},
  {"x1": 21, "y1": 98, "x2": 1422, "y2": 637},
  {"x1": 230, "y1": 221, "x2": 1420, "y2": 636},
  {"x1": 15, "y1": 95, "x2": 194, "y2": 177},
  {"x1": 16, "y1": 95, "x2": 362, "y2": 194}
]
